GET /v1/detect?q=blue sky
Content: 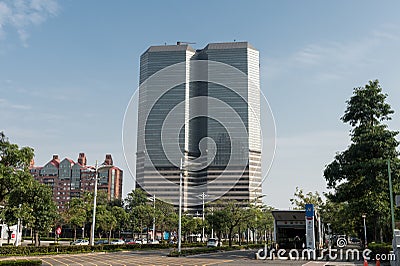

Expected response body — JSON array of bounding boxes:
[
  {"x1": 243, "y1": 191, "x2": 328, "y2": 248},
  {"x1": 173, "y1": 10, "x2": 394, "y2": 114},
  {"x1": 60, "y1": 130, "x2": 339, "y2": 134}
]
[{"x1": 1, "y1": 0, "x2": 400, "y2": 208}]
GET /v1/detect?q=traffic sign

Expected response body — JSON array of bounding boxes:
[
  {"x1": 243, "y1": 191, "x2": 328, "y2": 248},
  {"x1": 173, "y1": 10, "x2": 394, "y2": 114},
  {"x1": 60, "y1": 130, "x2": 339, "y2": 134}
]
[{"x1": 56, "y1": 227, "x2": 62, "y2": 235}]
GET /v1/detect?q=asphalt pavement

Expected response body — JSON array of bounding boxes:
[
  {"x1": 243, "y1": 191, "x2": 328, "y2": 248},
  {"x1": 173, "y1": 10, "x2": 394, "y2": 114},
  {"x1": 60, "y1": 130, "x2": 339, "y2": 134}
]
[{"x1": 0, "y1": 248, "x2": 375, "y2": 266}]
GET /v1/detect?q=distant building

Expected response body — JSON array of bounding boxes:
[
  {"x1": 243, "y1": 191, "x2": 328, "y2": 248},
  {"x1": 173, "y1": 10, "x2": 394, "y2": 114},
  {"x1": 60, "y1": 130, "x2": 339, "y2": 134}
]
[{"x1": 30, "y1": 153, "x2": 123, "y2": 210}]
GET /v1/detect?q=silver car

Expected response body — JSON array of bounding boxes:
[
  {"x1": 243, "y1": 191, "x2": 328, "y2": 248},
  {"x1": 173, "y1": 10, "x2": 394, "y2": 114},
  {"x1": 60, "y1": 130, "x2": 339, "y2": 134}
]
[
  {"x1": 71, "y1": 239, "x2": 89, "y2": 246},
  {"x1": 206, "y1": 238, "x2": 218, "y2": 247},
  {"x1": 110, "y1": 239, "x2": 125, "y2": 245}
]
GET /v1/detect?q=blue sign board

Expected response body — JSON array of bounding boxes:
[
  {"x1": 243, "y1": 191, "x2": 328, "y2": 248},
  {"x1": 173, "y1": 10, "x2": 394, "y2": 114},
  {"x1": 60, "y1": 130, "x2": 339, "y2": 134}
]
[
  {"x1": 163, "y1": 231, "x2": 170, "y2": 240},
  {"x1": 305, "y1": 204, "x2": 314, "y2": 218}
]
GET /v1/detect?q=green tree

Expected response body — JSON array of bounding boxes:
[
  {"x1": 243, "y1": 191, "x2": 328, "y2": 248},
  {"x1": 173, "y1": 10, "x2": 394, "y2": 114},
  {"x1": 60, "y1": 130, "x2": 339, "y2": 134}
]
[
  {"x1": 65, "y1": 198, "x2": 87, "y2": 240},
  {"x1": 124, "y1": 189, "x2": 148, "y2": 212},
  {"x1": 207, "y1": 201, "x2": 252, "y2": 247},
  {"x1": 0, "y1": 132, "x2": 34, "y2": 203},
  {"x1": 324, "y1": 80, "x2": 400, "y2": 243},
  {"x1": 96, "y1": 205, "x2": 117, "y2": 242},
  {"x1": 111, "y1": 205, "x2": 128, "y2": 239},
  {"x1": 131, "y1": 204, "x2": 153, "y2": 240},
  {"x1": 181, "y1": 213, "x2": 202, "y2": 242},
  {"x1": 155, "y1": 200, "x2": 177, "y2": 240},
  {"x1": 1, "y1": 132, "x2": 57, "y2": 246},
  {"x1": 289, "y1": 186, "x2": 324, "y2": 210},
  {"x1": 5, "y1": 178, "x2": 58, "y2": 246}
]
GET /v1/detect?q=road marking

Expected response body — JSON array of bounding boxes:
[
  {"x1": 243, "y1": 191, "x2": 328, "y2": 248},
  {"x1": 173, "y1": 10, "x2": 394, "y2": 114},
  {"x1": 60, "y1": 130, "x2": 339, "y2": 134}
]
[
  {"x1": 73, "y1": 254, "x2": 110, "y2": 265},
  {"x1": 40, "y1": 259, "x2": 53, "y2": 266},
  {"x1": 46, "y1": 257, "x2": 70, "y2": 266},
  {"x1": 58, "y1": 256, "x2": 85, "y2": 266},
  {"x1": 302, "y1": 262, "x2": 330, "y2": 266},
  {"x1": 66, "y1": 255, "x2": 98, "y2": 266},
  {"x1": 202, "y1": 259, "x2": 234, "y2": 266}
]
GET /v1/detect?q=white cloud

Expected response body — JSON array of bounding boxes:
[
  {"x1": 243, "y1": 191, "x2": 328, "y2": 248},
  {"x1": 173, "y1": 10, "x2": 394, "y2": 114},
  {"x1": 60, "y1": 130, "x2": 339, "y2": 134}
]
[
  {"x1": 264, "y1": 24, "x2": 400, "y2": 84},
  {"x1": 0, "y1": 0, "x2": 59, "y2": 45},
  {"x1": 0, "y1": 97, "x2": 31, "y2": 110}
]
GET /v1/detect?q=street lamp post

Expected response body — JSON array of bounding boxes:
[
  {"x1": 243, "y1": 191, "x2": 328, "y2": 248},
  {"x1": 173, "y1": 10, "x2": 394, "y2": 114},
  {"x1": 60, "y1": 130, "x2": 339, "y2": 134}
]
[
  {"x1": 178, "y1": 158, "x2": 183, "y2": 254},
  {"x1": 197, "y1": 192, "x2": 209, "y2": 242},
  {"x1": 362, "y1": 214, "x2": 367, "y2": 248},
  {"x1": 254, "y1": 193, "x2": 266, "y2": 244},
  {"x1": 15, "y1": 204, "x2": 21, "y2": 246},
  {"x1": 0, "y1": 205, "x2": 4, "y2": 247},
  {"x1": 148, "y1": 195, "x2": 156, "y2": 240},
  {"x1": 90, "y1": 161, "x2": 98, "y2": 246},
  {"x1": 211, "y1": 207, "x2": 214, "y2": 238}
]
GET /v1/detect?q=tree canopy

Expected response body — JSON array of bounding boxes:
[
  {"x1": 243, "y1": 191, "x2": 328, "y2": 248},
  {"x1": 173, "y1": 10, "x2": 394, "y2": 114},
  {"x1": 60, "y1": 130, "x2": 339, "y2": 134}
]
[
  {"x1": 0, "y1": 132, "x2": 34, "y2": 203},
  {"x1": 324, "y1": 80, "x2": 400, "y2": 242}
]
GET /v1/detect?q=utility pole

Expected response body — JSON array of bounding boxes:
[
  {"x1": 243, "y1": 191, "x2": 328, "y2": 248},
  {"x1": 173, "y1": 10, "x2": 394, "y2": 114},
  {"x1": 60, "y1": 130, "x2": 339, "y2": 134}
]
[
  {"x1": 178, "y1": 158, "x2": 183, "y2": 254},
  {"x1": 90, "y1": 161, "x2": 98, "y2": 246},
  {"x1": 198, "y1": 192, "x2": 209, "y2": 242},
  {"x1": 148, "y1": 195, "x2": 156, "y2": 240}
]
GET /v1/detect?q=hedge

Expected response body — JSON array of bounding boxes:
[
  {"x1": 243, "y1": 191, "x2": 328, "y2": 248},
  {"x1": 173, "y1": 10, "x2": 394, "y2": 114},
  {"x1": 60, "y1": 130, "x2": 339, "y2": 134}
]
[
  {"x1": 0, "y1": 243, "x2": 174, "y2": 256},
  {"x1": 0, "y1": 260, "x2": 41, "y2": 265},
  {"x1": 22, "y1": 237, "x2": 73, "y2": 242},
  {"x1": 367, "y1": 243, "x2": 393, "y2": 261},
  {"x1": 169, "y1": 244, "x2": 263, "y2": 257}
]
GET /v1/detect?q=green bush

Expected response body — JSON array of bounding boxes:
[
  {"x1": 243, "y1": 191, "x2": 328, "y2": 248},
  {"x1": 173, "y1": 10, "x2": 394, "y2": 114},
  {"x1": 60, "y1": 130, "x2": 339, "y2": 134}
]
[
  {"x1": 0, "y1": 260, "x2": 41, "y2": 265},
  {"x1": 22, "y1": 237, "x2": 73, "y2": 242},
  {"x1": 368, "y1": 243, "x2": 393, "y2": 261},
  {"x1": 169, "y1": 245, "x2": 239, "y2": 257},
  {"x1": 181, "y1": 242, "x2": 206, "y2": 248},
  {"x1": 0, "y1": 242, "x2": 176, "y2": 256}
]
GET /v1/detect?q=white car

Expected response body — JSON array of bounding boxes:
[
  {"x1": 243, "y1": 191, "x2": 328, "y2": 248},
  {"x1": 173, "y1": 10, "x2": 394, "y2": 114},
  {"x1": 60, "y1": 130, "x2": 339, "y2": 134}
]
[
  {"x1": 110, "y1": 239, "x2": 125, "y2": 245},
  {"x1": 206, "y1": 238, "x2": 218, "y2": 247},
  {"x1": 71, "y1": 239, "x2": 89, "y2": 246},
  {"x1": 148, "y1": 239, "x2": 159, "y2": 244}
]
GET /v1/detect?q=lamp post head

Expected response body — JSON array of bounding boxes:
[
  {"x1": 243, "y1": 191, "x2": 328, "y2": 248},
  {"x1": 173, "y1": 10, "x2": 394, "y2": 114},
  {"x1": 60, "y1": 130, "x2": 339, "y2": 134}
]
[{"x1": 362, "y1": 214, "x2": 366, "y2": 219}]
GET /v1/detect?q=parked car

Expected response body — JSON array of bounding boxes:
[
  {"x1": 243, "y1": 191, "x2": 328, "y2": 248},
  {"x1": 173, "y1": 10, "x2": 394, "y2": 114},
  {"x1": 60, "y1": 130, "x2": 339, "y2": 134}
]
[
  {"x1": 110, "y1": 239, "x2": 125, "y2": 245},
  {"x1": 147, "y1": 239, "x2": 159, "y2": 244},
  {"x1": 71, "y1": 239, "x2": 89, "y2": 246},
  {"x1": 94, "y1": 239, "x2": 109, "y2": 245},
  {"x1": 134, "y1": 239, "x2": 144, "y2": 244},
  {"x1": 206, "y1": 238, "x2": 218, "y2": 247},
  {"x1": 124, "y1": 239, "x2": 135, "y2": 244}
]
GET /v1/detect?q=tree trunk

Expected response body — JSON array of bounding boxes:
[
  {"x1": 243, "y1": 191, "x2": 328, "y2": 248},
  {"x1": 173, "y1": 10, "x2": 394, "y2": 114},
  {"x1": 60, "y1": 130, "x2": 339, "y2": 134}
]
[
  {"x1": 73, "y1": 226, "x2": 77, "y2": 241},
  {"x1": 89, "y1": 224, "x2": 92, "y2": 244},
  {"x1": 238, "y1": 226, "x2": 241, "y2": 246},
  {"x1": 34, "y1": 231, "x2": 39, "y2": 247},
  {"x1": 228, "y1": 228, "x2": 233, "y2": 247},
  {"x1": 108, "y1": 229, "x2": 112, "y2": 243}
]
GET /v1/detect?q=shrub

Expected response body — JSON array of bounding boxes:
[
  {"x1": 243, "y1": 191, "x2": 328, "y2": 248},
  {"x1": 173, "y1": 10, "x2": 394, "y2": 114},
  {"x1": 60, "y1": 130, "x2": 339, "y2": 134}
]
[
  {"x1": 0, "y1": 242, "x2": 175, "y2": 256},
  {"x1": 368, "y1": 242, "x2": 393, "y2": 261},
  {"x1": 169, "y1": 245, "x2": 239, "y2": 257},
  {"x1": 0, "y1": 260, "x2": 41, "y2": 265}
]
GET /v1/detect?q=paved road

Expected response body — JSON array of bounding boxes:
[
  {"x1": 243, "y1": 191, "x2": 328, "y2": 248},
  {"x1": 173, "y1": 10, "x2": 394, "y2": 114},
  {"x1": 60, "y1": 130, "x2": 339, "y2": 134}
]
[{"x1": 0, "y1": 249, "x2": 370, "y2": 266}]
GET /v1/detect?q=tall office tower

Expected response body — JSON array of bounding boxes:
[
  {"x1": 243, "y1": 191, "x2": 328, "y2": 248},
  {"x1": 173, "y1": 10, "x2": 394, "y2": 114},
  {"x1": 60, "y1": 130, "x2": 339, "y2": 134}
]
[{"x1": 136, "y1": 42, "x2": 261, "y2": 212}]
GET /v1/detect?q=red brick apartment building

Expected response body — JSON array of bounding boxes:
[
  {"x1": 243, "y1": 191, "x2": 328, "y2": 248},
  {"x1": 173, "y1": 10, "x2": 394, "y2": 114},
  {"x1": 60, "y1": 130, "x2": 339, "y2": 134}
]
[{"x1": 29, "y1": 153, "x2": 123, "y2": 210}]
